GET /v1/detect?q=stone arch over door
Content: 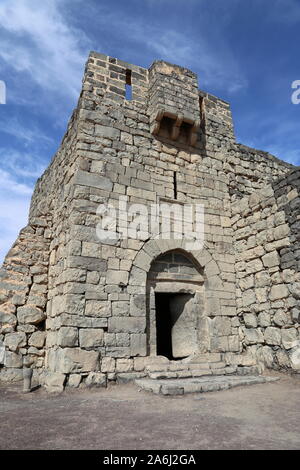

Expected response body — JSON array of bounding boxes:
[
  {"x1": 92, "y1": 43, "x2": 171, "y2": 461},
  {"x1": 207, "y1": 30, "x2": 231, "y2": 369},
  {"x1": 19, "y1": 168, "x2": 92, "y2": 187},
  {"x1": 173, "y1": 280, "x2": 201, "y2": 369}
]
[
  {"x1": 128, "y1": 239, "x2": 225, "y2": 358},
  {"x1": 147, "y1": 249, "x2": 204, "y2": 359}
]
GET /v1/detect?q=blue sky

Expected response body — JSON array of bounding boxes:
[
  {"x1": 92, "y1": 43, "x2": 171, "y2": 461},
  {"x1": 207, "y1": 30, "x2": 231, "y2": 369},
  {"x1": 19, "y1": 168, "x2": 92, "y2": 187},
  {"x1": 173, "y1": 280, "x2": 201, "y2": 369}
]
[{"x1": 0, "y1": 0, "x2": 299, "y2": 263}]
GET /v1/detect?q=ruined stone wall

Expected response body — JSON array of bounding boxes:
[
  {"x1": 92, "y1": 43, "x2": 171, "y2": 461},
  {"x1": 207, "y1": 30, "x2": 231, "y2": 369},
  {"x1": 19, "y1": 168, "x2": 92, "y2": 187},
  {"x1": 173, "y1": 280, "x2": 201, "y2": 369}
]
[
  {"x1": 0, "y1": 109, "x2": 80, "y2": 382},
  {"x1": 233, "y1": 167, "x2": 300, "y2": 371},
  {"x1": 199, "y1": 90, "x2": 293, "y2": 200},
  {"x1": 42, "y1": 52, "x2": 246, "y2": 389},
  {"x1": 0, "y1": 51, "x2": 298, "y2": 390}
]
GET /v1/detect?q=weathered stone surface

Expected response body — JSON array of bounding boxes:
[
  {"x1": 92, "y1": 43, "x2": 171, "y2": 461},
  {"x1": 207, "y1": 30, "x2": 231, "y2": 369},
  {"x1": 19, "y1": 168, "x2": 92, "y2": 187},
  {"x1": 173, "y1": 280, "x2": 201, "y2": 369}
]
[
  {"x1": 74, "y1": 170, "x2": 113, "y2": 191},
  {"x1": 28, "y1": 331, "x2": 46, "y2": 348},
  {"x1": 4, "y1": 351, "x2": 23, "y2": 368},
  {"x1": 101, "y1": 357, "x2": 115, "y2": 373},
  {"x1": 262, "y1": 251, "x2": 280, "y2": 268},
  {"x1": 0, "y1": 311, "x2": 17, "y2": 326},
  {"x1": 49, "y1": 348, "x2": 100, "y2": 374},
  {"x1": 106, "y1": 270, "x2": 129, "y2": 285},
  {"x1": 0, "y1": 51, "x2": 299, "y2": 386},
  {"x1": 264, "y1": 327, "x2": 281, "y2": 346},
  {"x1": 58, "y1": 327, "x2": 78, "y2": 347},
  {"x1": 281, "y1": 329, "x2": 297, "y2": 350},
  {"x1": 17, "y1": 306, "x2": 46, "y2": 325},
  {"x1": 290, "y1": 283, "x2": 300, "y2": 299},
  {"x1": 4, "y1": 332, "x2": 26, "y2": 352},
  {"x1": 85, "y1": 300, "x2": 111, "y2": 317},
  {"x1": 243, "y1": 314, "x2": 257, "y2": 328},
  {"x1": 85, "y1": 372, "x2": 107, "y2": 387},
  {"x1": 290, "y1": 345, "x2": 300, "y2": 370},
  {"x1": 44, "y1": 372, "x2": 66, "y2": 393},
  {"x1": 0, "y1": 367, "x2": 23, "y2": 382},
  {"x1": 108, "y1": 317, "x2": 146, "y2": 333},
  {"x1": 130, "y1": 334, "x2": 147, "y2": 356},
  {"x1": 79, "y1": 329, "x2": 104, "y2": 348},
  {"x1": 258, "y1": 312, "x2": 271, "y2": 327},
  {"x1": 68, "y1": 374, "x2": 82, "y2": 388},
  {"x1": 269, "y1": 285, "x2": 289, "y2": 301},
  {"x1": 244, "y1": 328, "x2": 264, "y2": 345}
]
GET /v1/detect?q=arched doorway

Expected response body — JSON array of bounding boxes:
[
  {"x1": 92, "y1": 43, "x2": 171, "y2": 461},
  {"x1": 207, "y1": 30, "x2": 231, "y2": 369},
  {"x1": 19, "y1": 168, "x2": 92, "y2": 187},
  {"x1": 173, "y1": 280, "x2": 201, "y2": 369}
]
[{"x1": 147, "y1": 250, "x2": 204, "y2": 360}]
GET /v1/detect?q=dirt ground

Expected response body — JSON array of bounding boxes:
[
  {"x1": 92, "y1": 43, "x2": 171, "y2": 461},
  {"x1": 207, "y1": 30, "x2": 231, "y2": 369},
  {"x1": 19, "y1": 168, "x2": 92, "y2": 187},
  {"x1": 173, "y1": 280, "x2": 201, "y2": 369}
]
[{"x1": 0, "y1": 371, "x2": 299, "y2": 450}]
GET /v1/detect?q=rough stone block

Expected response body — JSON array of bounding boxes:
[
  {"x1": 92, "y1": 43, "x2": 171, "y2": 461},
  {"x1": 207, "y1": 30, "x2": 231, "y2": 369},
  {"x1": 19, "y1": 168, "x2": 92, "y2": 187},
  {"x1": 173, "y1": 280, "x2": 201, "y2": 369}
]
[
  {"x1": 264, "y1": 327, "x2": 281, "y2": 346},
  {"x1": 108, "y1": 317, "x2": 146, "y2": 333},
  {"x1": 68, "y1": 374, "x2": 82, "y2": 388},
  {"x1": 58, "y1": 327, "x2": 79, "y2": 347},
  {"x1": 85, "y1": 300, "x2": 111, "y2": 317},
  {"x1": 74, "y1": 170, "x2": 113, "y2": 191},
  {"x1": 101, "y1": 357, "x2": 115, "y2": 373},
  {"x1": 4, "y1": 351, "x2": 23, "y2": 368},
  {"x1": 130, "y1": 334, "x2": 147, "y2": 356},
  {"x1": 85, "y1": 372, "x2": 107, "y2": 388},
  {"x1": 281, "y1": 328, "x2": 297, "y2": 350},
  {"x1": 17, "y1": 306, "x2": 46, "y2": 325},
  {"x1": 262, "y1": 251, "x2": 280, "y2": 268},
  {"x1": 79, "y1": 328, "x2": 104, "y2": 348},
  {"x1": 106, "y1": 270, "x2": 129, "y2": 285},
  {"x1": 243, "y1": 313, "x2": 257, "y2": 328},
  {"x1": 269, "y1": 285, "x2": 289, "y2": 301},
  {"x1": 4, "y1": 332, "x2": 27, "y2": 352},
  {"x1": 28, "y1": 331, "x2": 46, "y2": 348},
  {"x1": 44, "y1": 372, "x2": 66, "y2": 393},
  {"x1": 49, "y1": 348, "x2": 100, "y2": 373},
  {"x1": 244, "y1": 328, "x2": 264, "y2": 345}
]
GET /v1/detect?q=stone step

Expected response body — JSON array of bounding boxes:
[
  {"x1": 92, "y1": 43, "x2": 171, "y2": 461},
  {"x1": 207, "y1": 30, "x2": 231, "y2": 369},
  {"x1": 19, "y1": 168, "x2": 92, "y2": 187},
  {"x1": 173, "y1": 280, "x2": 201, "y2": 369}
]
[
  {"x1": 145, "y1": 361, "x2": 238, "y2": 379},
  {"x1": 135, "y1": 375, "x2": 280, "y2": 396}
]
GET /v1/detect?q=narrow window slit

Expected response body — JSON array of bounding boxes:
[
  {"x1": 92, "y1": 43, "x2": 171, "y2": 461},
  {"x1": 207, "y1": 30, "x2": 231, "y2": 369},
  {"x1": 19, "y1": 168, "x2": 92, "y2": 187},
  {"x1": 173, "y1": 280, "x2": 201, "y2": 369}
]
[
  {"x1": 173, "y1": 171, "x2": 177, "y2": 199},
  {"x1": 125, "y1": 69, "x2": 132, "y2": 100}
]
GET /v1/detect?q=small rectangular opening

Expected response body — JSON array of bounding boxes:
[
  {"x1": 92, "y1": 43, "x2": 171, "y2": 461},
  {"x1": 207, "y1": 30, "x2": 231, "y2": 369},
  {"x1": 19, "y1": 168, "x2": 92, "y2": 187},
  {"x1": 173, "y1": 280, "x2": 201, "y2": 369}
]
[
  {"x1": 199, "y1": 96, "x2": 205, "y2": 128},
  {"x1": 159, "y1": 116, "x2": 175, "y2": 139},
  {"x1": 179, "y1": 121, "x2": 193, "y2": 144},
  {"x1": 125, "y1": 69, "x2": 132, "y2": 100},
  {"x1": 173, "y1": 171, "x2": 177, "y2": 199}
]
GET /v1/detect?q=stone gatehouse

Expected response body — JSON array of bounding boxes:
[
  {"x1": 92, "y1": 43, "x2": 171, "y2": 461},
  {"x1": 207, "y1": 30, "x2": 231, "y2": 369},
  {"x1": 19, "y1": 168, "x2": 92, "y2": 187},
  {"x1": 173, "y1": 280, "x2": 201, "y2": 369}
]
[{"x1": 0, "y1": 52, "x2": 299, "y2": 391}]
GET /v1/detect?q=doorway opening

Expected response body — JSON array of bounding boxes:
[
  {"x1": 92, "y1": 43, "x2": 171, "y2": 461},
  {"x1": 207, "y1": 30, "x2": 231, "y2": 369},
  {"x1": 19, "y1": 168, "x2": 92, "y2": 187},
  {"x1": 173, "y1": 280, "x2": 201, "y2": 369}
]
[
  {"x1": 155, "y1": 293, "x2": 173, "y2": 359},
  {"x1": 155, "y1": 292, "x2": 195, "y2": 360}
]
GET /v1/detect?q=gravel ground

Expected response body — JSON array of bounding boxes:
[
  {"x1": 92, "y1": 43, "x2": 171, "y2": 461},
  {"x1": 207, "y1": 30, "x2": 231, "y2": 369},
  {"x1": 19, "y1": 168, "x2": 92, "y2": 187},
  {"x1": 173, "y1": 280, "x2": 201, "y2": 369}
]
[{"x1": 0, "y1": 371, "x2": 299, "y2": 450}]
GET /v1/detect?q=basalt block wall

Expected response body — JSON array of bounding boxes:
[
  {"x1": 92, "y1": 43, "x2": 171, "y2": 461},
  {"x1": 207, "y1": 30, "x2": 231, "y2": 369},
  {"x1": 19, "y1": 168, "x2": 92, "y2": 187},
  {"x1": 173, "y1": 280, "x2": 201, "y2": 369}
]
[{"x1": 0, "y1": 51, "x2": 298, "y2": 389}]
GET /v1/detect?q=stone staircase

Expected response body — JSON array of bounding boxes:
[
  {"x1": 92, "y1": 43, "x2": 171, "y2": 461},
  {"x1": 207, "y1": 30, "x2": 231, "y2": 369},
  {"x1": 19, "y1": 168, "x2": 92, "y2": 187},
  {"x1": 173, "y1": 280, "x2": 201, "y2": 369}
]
[
  {"x1": 119, "y1": 352, "x2": 280, "y2": 395},
  {"x1": 113, "y1": 352, "x2": 270, "y2": 394},
  {"x1": 139, "y1": 352, "x2": 261, "y2": 379},
  {"x1": 135, "y1": 375, "x2": 279, "y2": 395}
]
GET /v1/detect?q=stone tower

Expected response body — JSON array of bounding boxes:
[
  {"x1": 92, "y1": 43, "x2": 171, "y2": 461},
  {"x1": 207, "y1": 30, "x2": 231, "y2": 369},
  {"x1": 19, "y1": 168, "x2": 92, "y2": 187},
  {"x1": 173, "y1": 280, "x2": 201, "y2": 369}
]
[{"x1": 0, "y1": 52, "x2": 299, "y2": 391}]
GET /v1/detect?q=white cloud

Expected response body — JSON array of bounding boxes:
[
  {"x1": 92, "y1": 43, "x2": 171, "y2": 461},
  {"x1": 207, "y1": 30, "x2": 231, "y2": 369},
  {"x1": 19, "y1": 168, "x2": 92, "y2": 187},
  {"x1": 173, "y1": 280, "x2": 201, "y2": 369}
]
[
  {"x1": 0, "y1": 168, "x2": 33, "y2": 196},
  {"x1": 89, "y1": 5, "x2": 248, "y2": 95},
  {"x1": 0, "y1": 117, "x2": 53, "y2": 147},
  {"x1": 236, "y1": 111, "x2": 300, "y2": 166},
  {"x1": 0, "y1": 156, "x2": 36, "y2": 265},
  {"x1": 0, "y1": 197, "x2": 31, "y2": 265},
  {"x1": 0, "y1": 0, "x2": 90, "y2": 99},
  {"x1": 0, "y1": 148, "x2": 47, "y2": 180}
]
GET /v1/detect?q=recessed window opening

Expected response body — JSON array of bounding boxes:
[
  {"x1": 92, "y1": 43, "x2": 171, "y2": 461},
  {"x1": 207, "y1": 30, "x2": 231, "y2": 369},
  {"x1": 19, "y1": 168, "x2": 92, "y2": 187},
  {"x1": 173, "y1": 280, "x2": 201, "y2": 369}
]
[
  {"x1": 159, "y1": 116, "x2": 175, "y2": 138},
  {"x1": 179, "y1": 121, "x2": 193, "y2": 144},
  {"x1": 125, "y1": 69, "x2": 132, "y2": 100},
  {"x1": 173, "y1": 171, "x2": 177, "y2": 199},
  {"x1": 199, "y1": 97, "x2": 205, "y2": 128}
]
